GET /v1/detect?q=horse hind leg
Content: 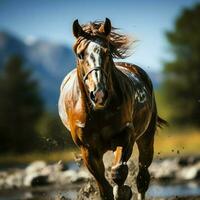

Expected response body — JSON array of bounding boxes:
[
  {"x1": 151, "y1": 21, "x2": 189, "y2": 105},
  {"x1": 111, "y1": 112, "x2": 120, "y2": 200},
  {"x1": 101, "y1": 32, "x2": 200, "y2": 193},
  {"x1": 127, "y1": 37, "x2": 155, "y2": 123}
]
[{"x1": 136, "y1": 115, "x2": 156, "y2": 200}]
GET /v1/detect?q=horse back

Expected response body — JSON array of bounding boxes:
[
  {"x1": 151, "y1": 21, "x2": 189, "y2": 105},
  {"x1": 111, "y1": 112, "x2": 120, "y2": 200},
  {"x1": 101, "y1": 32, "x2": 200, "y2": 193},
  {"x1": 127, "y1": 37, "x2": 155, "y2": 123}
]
[
  {"x1": 115, "y1": 62, "x2": 153, "y2": 94},
  {"x1": 115, "y1": 62, "x2": 156, "y2": 136}
]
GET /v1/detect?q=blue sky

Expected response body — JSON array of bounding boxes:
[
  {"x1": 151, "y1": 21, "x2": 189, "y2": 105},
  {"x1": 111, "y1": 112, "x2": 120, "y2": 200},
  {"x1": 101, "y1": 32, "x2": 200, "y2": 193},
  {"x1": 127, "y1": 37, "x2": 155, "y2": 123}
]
[{"x1": 0, "y1": 0, "x2": 199, "y2": 71}]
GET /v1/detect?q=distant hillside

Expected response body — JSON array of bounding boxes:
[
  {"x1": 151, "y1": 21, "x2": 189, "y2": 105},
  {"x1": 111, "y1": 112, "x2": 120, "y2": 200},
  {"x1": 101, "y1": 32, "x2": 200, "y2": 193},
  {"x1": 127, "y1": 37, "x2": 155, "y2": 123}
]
[
  {"x1": 0, "y1": 31, "x2": 75, "y2": 110},
  {"x1": 0, "y1": 31, "x2": 161, "y2": 111}
]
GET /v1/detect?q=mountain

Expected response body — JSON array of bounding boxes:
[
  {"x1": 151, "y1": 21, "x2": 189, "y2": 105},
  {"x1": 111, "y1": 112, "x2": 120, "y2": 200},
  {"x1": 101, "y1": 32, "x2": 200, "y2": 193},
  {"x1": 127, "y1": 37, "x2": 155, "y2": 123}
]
[
  {"x1": 0, "y1": 31, "x2": 161, "y2": 111},
  {"x1": 0, "y1": 31, "x2": 75, "y2": 110}
]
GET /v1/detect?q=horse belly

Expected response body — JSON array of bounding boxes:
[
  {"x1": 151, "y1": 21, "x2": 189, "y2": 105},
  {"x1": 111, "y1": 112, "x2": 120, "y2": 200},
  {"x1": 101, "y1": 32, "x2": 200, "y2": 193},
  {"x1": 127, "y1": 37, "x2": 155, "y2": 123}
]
[{"x1": 133, "y1": 106, "x2": 152, "y2": 138}]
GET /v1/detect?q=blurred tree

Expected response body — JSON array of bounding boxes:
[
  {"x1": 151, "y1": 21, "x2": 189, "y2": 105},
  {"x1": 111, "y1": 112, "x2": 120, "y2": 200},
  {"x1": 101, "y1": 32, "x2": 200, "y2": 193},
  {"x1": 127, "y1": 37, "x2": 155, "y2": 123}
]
[
  {"x1": 0, "y1": 55, "x2": 44, "y2": 153},
  {"x1": 37, "y1": 112, "x2": 75, "y2": 151},
  {"x1": 163, "y1": 3, "x2": 200, "y2": 126}
]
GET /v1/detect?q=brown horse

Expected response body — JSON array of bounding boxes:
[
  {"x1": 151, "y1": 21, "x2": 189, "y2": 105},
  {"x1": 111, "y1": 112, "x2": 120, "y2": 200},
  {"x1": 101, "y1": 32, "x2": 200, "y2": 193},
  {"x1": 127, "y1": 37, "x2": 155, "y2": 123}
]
[{"x1": 58, "y1": 18, "x2": 167, "y2": 200}]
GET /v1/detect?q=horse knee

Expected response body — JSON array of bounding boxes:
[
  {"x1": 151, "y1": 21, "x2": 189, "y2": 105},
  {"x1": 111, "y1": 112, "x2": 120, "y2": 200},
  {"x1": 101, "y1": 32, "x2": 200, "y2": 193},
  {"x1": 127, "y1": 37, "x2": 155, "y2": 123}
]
[
  {"x1": 136, "y1": 168, "x2": 150, "y2": 194},
  {"x1": 111, "y1": 163, "x2": 128, "y2": 186}
]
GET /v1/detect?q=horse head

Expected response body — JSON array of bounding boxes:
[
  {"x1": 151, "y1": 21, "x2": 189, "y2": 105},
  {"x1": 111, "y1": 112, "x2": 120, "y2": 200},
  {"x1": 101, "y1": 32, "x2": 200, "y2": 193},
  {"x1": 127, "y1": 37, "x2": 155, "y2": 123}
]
[{"x1": 73, "y1": 18, "x2": 112, "y2": 110}]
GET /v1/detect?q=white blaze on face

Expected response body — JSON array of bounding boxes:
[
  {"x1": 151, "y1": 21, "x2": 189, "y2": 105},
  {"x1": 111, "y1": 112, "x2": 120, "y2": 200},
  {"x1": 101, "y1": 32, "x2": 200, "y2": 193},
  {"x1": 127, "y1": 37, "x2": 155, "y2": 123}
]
[
  {"x1": 86, "y1": 42, "x2": 102, "y2": 85},
  {"x1": 85, "y1": 41, "x2": 108, "y2": 106}
]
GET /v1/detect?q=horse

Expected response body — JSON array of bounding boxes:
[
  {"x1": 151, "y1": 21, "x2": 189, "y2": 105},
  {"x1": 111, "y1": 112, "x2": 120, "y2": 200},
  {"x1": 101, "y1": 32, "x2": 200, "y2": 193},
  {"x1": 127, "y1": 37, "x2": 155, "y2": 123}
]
[{"x1": 58, "y1": 18, "x2": 167, "y2": 200}]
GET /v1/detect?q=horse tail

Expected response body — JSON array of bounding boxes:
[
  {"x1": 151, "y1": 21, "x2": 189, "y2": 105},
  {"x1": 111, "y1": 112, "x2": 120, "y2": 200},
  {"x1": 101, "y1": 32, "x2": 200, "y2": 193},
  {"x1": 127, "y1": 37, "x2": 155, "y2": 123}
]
[{"x1": 157, "y1": 116, "x2": 168, "y2": 128}]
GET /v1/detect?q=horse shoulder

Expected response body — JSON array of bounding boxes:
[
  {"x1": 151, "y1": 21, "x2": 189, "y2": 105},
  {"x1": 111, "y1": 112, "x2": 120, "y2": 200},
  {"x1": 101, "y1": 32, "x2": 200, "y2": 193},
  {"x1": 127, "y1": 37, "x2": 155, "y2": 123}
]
[
  {"x1": 58, "y1": 68, "x2": 79, "y2": 131},
  {"x1": 59, "y1": 68, "x2": 87, "y2": 141}
]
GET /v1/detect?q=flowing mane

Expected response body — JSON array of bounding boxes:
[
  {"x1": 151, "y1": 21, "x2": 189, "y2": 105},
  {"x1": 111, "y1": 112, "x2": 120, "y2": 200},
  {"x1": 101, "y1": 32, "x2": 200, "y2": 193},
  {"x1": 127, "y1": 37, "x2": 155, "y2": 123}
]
[{"x1": 74, "y1": 20, "x2": 134, "y2": 59}]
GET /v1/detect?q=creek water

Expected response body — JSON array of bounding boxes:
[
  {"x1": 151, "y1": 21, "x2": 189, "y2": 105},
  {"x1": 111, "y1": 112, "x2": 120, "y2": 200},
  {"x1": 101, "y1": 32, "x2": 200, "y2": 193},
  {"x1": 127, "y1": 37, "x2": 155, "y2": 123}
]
[
  {"x1": 147, "y1": 181, "x2": 200, "y2": 198},
  {"x1": 1, "y1": 182, "x2": 200, "y2": 200}
]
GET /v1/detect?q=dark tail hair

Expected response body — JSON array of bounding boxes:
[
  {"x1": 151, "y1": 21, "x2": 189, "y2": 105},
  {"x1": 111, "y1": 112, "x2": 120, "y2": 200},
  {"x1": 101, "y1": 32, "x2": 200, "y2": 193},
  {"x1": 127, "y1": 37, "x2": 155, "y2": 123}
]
[{"x1": 157, "y1": 116, "x2": 168, "y2": 128}]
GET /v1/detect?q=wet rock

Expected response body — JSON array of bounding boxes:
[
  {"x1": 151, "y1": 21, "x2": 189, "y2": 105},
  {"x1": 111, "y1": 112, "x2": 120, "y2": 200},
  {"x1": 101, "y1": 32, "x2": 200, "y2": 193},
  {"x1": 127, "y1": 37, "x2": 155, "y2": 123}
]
[
  {"x1": 24, "y1": 172, "x2": 49, "y2": 187},
  {"x1": 0, "y1": 178, "x2": 5, "y2": 189},
  {"x1": 76, "y1": 170, "x2": 91, "y2": 182},
  {"x1": 59, "y1": 170, "x2": 77, "y2": 184},
  {"x1": 0, "y1": 171, "x2": 8, "y2": 189},
  {"x1": 43, "y1": 162, "x2": 64, "y2": 183},
  {"x1": 149, "y1": 159, "x2": 179, "y2": 181},
  {"x1": 176, "y1": 162, "x2": 200, "y2": 180},
  {"x1": 24, "y1": 160, "x2": 65, "y2": 186},
  {"x1": 59, "y1": 169, "x2": 90, "y2": 184},
  {"x1": 24, "y1": 161, "x2": 49, "y2": 187},
  {"x1": 4, "y1": 170, "x2": 24, "y2": 189},
  {"x1": 31, "y1": 175, "x2": 49, "y2": 187},
  {"x1": 25, "y1": 160, "x2": 47, "y2": 174},
  {"x1": 178, "y1": 156, "x2": 200, "y2": 167}
]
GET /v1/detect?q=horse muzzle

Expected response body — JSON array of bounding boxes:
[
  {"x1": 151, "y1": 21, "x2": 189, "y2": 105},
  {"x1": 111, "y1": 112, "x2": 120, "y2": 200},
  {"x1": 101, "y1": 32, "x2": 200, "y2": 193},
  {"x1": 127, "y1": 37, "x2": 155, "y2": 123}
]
[{"x1": 89, "y1": 88, "x2": 108, "y2": 109}]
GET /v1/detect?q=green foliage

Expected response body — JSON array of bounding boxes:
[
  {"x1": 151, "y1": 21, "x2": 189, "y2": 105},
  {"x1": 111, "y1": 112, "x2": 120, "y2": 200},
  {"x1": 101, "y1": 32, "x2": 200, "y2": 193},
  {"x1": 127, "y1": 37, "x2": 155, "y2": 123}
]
[
  {"x1": 37, "y1": 112, "x2": 75, "y2": 151},
  {"x1": 163, "y1": 3, "x2": 200, "y2": 126},
  {"x1": 0, "y1": 55, "x2": 75, "y2": 154},
  {"x1": 0, "y1": 55, "x2": 44, "y2": 153},
  {"x1": 155, "y1": 89, "x2": 173, "y2": 122}
]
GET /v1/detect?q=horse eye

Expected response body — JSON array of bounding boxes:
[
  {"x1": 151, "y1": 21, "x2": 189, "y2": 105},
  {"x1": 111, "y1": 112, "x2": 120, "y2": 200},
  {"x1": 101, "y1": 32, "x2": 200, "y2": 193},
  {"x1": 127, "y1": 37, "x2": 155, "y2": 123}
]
[{"x1": 77, "y1": 52, "x2": 84, "y2": 60}]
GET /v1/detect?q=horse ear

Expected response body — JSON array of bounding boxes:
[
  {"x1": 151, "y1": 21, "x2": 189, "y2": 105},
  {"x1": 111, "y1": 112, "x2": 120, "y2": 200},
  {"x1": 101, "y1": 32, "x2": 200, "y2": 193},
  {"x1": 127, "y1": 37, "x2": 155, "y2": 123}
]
[
  {"x1": 73, "y1": 19, "x2": 84, "y2": 38},
  {"x1": 99, "y1": 18, "x2": 111, "y2": 36}
]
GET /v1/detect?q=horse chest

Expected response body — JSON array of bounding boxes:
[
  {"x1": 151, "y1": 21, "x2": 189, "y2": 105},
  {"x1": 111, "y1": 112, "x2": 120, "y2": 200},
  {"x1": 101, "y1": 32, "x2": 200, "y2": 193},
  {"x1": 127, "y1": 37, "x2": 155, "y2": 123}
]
[{"x1": 84, "y1": 107, "x2": 131, "y2": 143}]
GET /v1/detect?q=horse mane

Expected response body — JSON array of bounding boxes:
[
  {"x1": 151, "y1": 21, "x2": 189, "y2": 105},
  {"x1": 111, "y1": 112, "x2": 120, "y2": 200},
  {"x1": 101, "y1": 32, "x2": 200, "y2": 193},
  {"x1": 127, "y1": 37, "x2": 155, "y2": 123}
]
[{"x1": 79, "y1": 20, "x2": 135, "y2": 59}]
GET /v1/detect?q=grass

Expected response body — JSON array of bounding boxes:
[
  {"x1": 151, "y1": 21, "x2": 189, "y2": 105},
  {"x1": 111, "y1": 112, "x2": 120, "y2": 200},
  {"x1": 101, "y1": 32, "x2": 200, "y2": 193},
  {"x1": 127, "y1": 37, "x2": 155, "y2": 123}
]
[
  {"x1": 154, "y1": 127, "x2": 200, "y2": 158},
  {"x1": 155, "y1": 89, "x2": 173, "y2": 122},
  {"x1": 0, "y1": 129, "x2": 199, "y2": 165},
  {"x1": 154, "y1": 89, "x2": 200, "y2": 157}
]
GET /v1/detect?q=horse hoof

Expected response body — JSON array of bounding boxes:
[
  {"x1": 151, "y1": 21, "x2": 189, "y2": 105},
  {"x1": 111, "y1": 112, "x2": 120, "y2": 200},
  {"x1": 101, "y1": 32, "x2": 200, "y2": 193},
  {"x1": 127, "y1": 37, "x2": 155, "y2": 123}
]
[
  {"x1": 111, "y1": 163, "x2": 128, "y2": 186},
  {"x1": 138, "y1": 193, "x2": 145, "y2": 200},
  {"x1": 113, "y1": 185, "x2": 132, "y2": 200}
]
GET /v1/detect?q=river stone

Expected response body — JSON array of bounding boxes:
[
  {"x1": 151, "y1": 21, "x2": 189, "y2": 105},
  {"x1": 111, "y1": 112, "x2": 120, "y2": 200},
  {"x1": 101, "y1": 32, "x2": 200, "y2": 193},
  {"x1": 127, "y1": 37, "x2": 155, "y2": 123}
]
[
  {"x1": 58, "y1": 169, "x2": 90, "y2": 184},
  {"x1": 178, "y1": 156, "x2": 200, "y2": 167},
  {"x1": 176, "y1": 162, "x2": 200, "y2": 180},
  {"x1": 24, "y1": 172, "x2": 49, "y2": 187},
  {"x1": 25, "y1": 160, "x2": 47, "y2": 174},
  {"x1": 5, "y1": 171, "x2": 24, "y2": 189},
  {"x1": 76, "y1": 170, "x2": 90, "y2": 182},
  {"x1": 149, "y1": 159, "x2": 179, "y2": 180},
  {"x1": 0, "y1": 172, "x2": 7, "y2": 189},
  {"x1": 59, "y1": 170, "x2": 77, "y2": 184}
]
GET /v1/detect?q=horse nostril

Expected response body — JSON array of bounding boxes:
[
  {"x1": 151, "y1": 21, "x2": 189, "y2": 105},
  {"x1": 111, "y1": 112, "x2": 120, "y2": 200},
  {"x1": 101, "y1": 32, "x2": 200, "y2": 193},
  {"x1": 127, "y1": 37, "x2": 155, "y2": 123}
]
[{"x1": 90, "y1": 91, "x2": 95, "y2": 102}]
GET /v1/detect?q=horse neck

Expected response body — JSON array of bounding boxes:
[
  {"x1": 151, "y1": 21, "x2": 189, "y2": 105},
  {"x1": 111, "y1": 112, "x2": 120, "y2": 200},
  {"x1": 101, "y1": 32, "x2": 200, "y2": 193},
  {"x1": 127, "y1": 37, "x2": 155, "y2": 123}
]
[{"x1": 108, "y1": 60, "x2": 122, "y2": 94}]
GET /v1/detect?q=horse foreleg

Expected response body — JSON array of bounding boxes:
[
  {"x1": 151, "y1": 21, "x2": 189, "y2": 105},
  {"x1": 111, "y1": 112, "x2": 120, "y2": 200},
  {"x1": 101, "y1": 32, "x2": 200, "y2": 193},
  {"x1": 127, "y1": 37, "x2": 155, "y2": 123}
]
[
  {"x1": 136, "y1": 117, "x2": 156, "y2": 200},
  {"x1": 111, "y1": 129, "x2": 133, "y2": 186},
  {"x1": 111, "y1": 146, "x2": 131, "y2": 186},
  {"x1": 111, "y1": 130, "x2": 134, "y2": 200},
  {"x1": 81, "y1": 147, "x2": 114, "y2": 200},
  {"x1": 111, "y1": 145, "x2": 133, "y2": 200}
]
